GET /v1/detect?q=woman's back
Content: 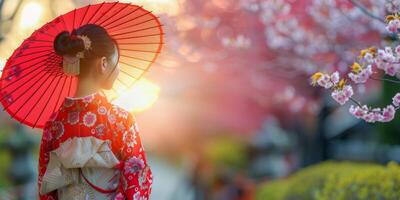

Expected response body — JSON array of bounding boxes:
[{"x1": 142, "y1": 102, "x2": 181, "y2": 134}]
[{"x1": 38, "y1": 92, "x2": 153, "y2": 200}]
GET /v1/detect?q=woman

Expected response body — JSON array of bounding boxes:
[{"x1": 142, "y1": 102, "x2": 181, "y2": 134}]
[{"x1": 38, "y1": 24, "x2": 153, "y2": 200}]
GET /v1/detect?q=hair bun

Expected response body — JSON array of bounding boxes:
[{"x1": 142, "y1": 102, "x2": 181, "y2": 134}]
[{"x1": 53, "y1": 31, "x2": 85, "y2": 56}]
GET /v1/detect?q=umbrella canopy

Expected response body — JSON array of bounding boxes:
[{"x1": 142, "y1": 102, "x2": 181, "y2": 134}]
[{"x1": 0, "y1": 1, "x2": 164, "y2": 129}]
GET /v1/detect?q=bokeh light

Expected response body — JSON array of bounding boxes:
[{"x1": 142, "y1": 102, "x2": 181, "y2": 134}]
[{"x1": 19, "y1": 2, "x2": 43, "y2": 29}]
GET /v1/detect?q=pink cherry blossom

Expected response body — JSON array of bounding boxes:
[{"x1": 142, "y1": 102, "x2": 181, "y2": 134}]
[
  {"x1": 349, "y1": 105, "x2": 369, "y2": 118},
  {"x1": 317, "y1": 74, "x2": 333, "y2": 89},
  {"x1": 349, "y1": 104, "x2": 396, "y2": 123},
  {"x1": 348, "y1": 65, "x2": 373, "y2": 84},
  {"x1": 363, "y1": 53, "x2": 374, "y2": 63},
  {"x1": 330, "y1": 71, "x2": 340, "y2": 84},
  {"x1": 331, "y1": 85, "x2": 353, "y2": 105},
  {"x1": 392, "y1": 93, "x2": 400, "y2": 106},
  {"x1": 386, "y1": 19, "x2": 400, "y2": 33},
  {"x1": 382, "y1": 105, "x2": 396, "y2": 122}
]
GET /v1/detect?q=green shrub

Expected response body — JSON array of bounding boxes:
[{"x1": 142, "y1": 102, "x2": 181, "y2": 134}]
[
  {"x1": 256, "y1": 178, "x2": 289, "y2": 200},
  {"x1": 256, "y1": 161, "x2": 400, "y2": 200},
  {"x1": 316, "y1": 161, "x2": 400, "y2": 200},
  {"x1": 204, "y1": 136, "x2": 248, "y2": 170}
]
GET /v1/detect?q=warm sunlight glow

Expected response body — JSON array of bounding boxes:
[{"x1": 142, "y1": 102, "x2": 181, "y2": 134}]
[
  {"x1": 113, "y1": 79, "x2": 160, "y2": 112},
  {"x1": 119, "y1": 0, "x2": 181, "y2": 16},
  {"x1": 19, "y1": 2, "x2": 43, "y2": 29}
]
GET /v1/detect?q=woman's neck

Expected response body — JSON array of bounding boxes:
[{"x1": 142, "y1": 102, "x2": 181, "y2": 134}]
[{"x1": 74, "y1": 77, "x2": 101, "y2": 98}]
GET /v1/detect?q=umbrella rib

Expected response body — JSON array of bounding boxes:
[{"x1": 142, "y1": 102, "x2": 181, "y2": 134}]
[
  {"x1": 111, "y1": 87, "x2": 118, "y2": 95},
  {"x1": 51, "y1": 18, "x2": 61, "y2": 33},
  {"x1": 120, "y1": 54, "x2": 153, "y2": 62},
  {"x1": 134, "y1": 63, "x2": 151, "y2": 81},
  {"x1": 0, "y1": 67, "x2": 45, "y2": 92},
  {"x1": 79, "y1": 4, "x2": 91, "y2": 27},
  {"x1": 2, "y1": 69, "x2": 52, "y2": 110},
  {"x1": 1, "y1": 52, "x2": 52, "y2": 75},
  {"x1": 90, "y1": 2, "x2": 117, "y2": 25},
  {"x1": 97, "y1": 3, "x2": 130, "y2": 26},
  {"x1": 114, "y1": 32, "x2": 164, "y2": 40},
  {"x1": 35, "y1": 22, "x2": 56, "y2": 38},
  {"x1": 128, "y1": 78, "x2": 139, "y2": 88},
  {"x1": 60, "y1": 16, "x2": 69, "y2": 31},
  {"x1": 106, "y1": 10, "x2": 152, "y2": 31},
  {"x1": 28, "y1": 39, "x2": 53, "y2": 43},
  {"x1": 0, "y1": 57, "x2": 54, "y2": 88},
  {"x1": 31, "y1": 74, "x2": 63, "y2": 127},
  {"x1": 118, "y1": 60, "x2": 146, "y2": 70},
  {"x1": 79, "y1": 2, "x2": 120, "y2": 35},
  {"x1": 17, "y1": 71, "x2": 58, "y2": 124},
  {"x1": 94, "y1": 1, "x2": 119, "y2": 24},
  {"x1": 119, "y1": 48, "x2": 160, "y2": 53},
  {"x1": 0, "y1": 61, "x2": 50, "y2": 85},
  {"x1": 85, "y1": 2, "x2": 106, "y2": 24},
  {"x1": 110, "y1": 25, "x2": 162, "y2": 37},
  {"x1": 0, "y1": 56, "x2": 60, "y2": 95},
  {"x1": 119, "y1": 42, "x2": 164, "y2": 45},
  {"x1": 119, "y1": 68, "x2": 141, "y2": 79},
  {"x1": 14, "y1": 49, "x2": 53, "y2": 59},
  {"x1": 14, "y1": 71, "x2": 59, "y2": 119},
  {"x1": 39, "y1": 30, "x2": 56, "y2": 38},
  {"x1": 22, "y1": 45, "x2": 53, "y2": 49},
  {"x1": 101, "y1": 3, "x2": 137, "y2": 28},
  {"x1": 51, "y1": 75, "x2": 68, "y2": 114},
  {"x1": 116, "y1": 77, "x2": 130, "y2": 88},
  {"x1": 109, "y1": 17, "x2": 157, "y2": 33},
  {"x1": 124, "y1": 71, "x2": 146, "y2": 90},
  {"x1": 72, "y1": 8, "x2": 76, "y2": 30}
]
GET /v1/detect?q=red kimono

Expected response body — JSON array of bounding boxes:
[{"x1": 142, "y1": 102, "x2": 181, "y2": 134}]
[{"x1": 38, "y1": 92, "x2": 153, "y2": 200}]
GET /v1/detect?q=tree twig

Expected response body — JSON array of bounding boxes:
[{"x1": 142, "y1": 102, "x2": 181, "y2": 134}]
[
  {"x1": 349, "y1": 97, "x2": 363, "y2": 107},
  {"x1": 370, "y1": 75, "x2": 400, "y2": 84},
  {"x1": 348, "y1": 0, "x2": 385, "y2": 24}
]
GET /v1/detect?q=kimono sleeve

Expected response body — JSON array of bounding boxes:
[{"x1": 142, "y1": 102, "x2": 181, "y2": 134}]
[
  {"x1": 117, "y1": 112, "x2": 153, "y2": 200},
  {"x1": 38, "y1": 121, "x2": 58, "y2": 200}
]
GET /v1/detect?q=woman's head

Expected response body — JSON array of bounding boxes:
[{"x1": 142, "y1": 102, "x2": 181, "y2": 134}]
[{"x1": 53, "y1": 24, "x2": 119, "y2": 90}]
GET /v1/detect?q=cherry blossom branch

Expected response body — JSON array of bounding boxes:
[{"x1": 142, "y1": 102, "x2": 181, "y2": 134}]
[
  {"x1": 348, "y1": 0, "x2": 386, "y2": 23},
  {"x1": 310, "y1": 70, "x2": 398, "y2": 123},
  {"x1": 369, "y1": 75, "x2": 400, "y2": 84},
  {"x1": 307, "y1": 7, "x2": 400, "y2": 123},
  {"x1": 349, "y1": 97, "x2": 363, "y2": 107}
]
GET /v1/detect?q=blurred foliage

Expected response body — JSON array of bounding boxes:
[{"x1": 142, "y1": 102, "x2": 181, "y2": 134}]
[
  {"x1": 0, "y1": 125, "x2": 41, "y2": 188},
  {"x1": 0, "y1": 126, "x2": 11, "y2": 187},
  {"x1": 256, "y1": 161, "x2": 400, "y2": 200},
  {"x1": 256, "y1": 178, "x2": 289, "y2": 200},
  {"x1": 204, "y1": 136, "x2": 248, "y2": 170}
]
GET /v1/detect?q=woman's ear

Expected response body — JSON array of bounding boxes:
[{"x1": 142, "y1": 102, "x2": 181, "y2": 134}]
[{"x1": 100, "y1": 56, "x2": 108, "y2": 74}]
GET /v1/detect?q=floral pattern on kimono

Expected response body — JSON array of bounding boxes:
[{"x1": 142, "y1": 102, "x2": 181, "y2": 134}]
[{"x1": 38, "y1": 92, "x2": 153, "y2": 200}]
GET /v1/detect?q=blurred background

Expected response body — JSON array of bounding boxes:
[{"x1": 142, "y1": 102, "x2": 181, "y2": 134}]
[{"x1": 1, "y1": 0, "x2": 400, "y2": 199}]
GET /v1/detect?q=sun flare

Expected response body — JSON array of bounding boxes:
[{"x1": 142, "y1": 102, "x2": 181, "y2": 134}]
[
  {"x1": 113, "y1": 79, "x2": 160, "y2": 112},
  {"x1": 19, "y1": 2, "x2": 43, "y2": 29}
]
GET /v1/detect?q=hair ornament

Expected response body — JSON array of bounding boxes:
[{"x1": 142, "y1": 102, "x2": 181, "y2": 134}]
[{"x1": 62, "y1": 34, "x2": 92, "y2": 76}]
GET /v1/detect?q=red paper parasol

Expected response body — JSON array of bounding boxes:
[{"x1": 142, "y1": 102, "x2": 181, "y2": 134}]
[{"x1": 0, "y1": 2, "x2": 164, "y2": 129}]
